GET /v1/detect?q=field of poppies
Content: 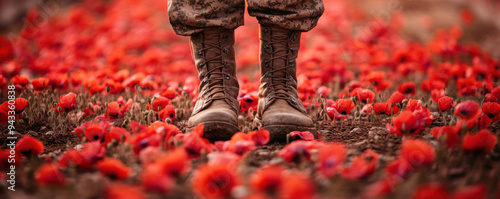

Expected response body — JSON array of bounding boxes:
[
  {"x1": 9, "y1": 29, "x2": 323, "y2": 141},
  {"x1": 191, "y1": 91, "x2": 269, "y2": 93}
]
[{"x1": 1, "y1": 0, "x2": 500, "y2": 198}]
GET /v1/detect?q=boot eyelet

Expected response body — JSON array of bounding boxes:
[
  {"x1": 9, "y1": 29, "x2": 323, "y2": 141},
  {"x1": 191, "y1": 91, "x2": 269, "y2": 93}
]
[
  {"x1": 263, "y1": 28, "x2": 268, "y2": 33},
  {"x1": 290, "y1": 48, "x2": 294, "y2": 52},
  {"x1": 289, "y1": 60, "x2": 294, "y2": 66},
  {"x1": 290, "y1": 97, "x2": 297, "y2": 103},
  {"x1": 264, "y1": 45, "x2": 270, "y2": 52},
  {"x1": 264, "y1": 60, "x2": 269, "y2": 67},
  {"x1": 223, "y1": 48, "x2": 229, "y2": 53},
  {"x1": 197, "y1": 51, "x2": 203, "y2": 56},
  {"x1": 202, "y1": 79, "x2": 207, "y2": 83},
  {"x1": 224, "y1": 62, "x2": 229, "y2": 68},
  {"x1": 226, "y1": 74, "x2": 230, "y2": 80}
]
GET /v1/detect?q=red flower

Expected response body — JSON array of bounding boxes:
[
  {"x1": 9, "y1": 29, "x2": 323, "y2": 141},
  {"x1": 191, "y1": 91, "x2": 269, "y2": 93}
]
[
  {"x1": 58, "y1": 141, "x2": 105, "y2": 171},
  {"x1": 454, "y1": 100, "x2": 481, "y2": 120},
  {"x1": 386, "y1": 111, "x2": 425, "y2": 137},
  {"x1": 175, "y1": 124, "x2": 212, "y2": 158},
  {"x1": 247, "y1": 129, "x2": 270, "y2": 146},
  {"x1": 278, "y1": 140, "x2": 323, "y2": 163},
  {"x1": 158, "y1": 104, "x2": 176, "y2": 122},
  {"x1": 386, "y1": 158, "x2": 413, "y2": 177},
  {"x1": 398, "y1": 82, "x2": 416, "y2": 96},
  {"x1": 373, "y1": 102, "x2": 391, "y2": 115},
  {"x1": 31, "y1": 77, "x2": 50, "y2": 91},
  {"x1": 97, "y1": 158, "x2": 131, "y2": 180},
  {"x1": 430, "y1": 126, "x2": 460, "y2": 149},
  {"x1": 451, "y1": 184, "x2": 486, "y2": 199},
  {"x1": 401, "y1": 139, "x2": 435, "y2": 167},
  {"x1": 250, "y1": 164, "x2": 285, "y2": 193},
  {"x1": 220, "y1": 132, "x2": 256, "y2": 156},
  {"x1": 412, "y1": 183, "x2": 449, "y2": 199},
  {"x1": 85, "y1": 124, "x2": 106, "y2": 141},
  {"x1": 151, "y1": 96, "x2": 170, "y2": 111},
  {"x1": 481, "y1": 102, "x2": 500, "y2": 118},
  {"x1": 288, "y1": 131, "x2": 315, "y2": 142},
  {"x1": 0, "y1": 98, "x2": 28, "y2": 117},
  {"x1": 341, "y1": 149, "x2": 379, "y2": 180},
  {"x1": 106, "y1": 101, "x2": 122, "y2": 120},
  {"x1": 278, "y1": 172, "x2": 315, "y2": 199},
  {"x1": 387, "y1": 91, "x2": 405, "y2": 113},
  {"x1": 141, "y1": 163, "x2": 174, "y2": 194},
  {"x1": 156, "y1": 148, "x2": 190, "y2": 176},
  {"x1": 334, "y1": 99, "x2": 355, "y2": 114},
  {"x1": 56, "y1": 92, "x2": 77, "y2": 112},
  {"x1": 105, "y1": 183, "x2": 146, "y2": 199},
  {"x1": 438, "y1": 96, "x2": 453, "y2": 112},
  {"x1": 16, "y1": 135, "x2": 44, "y2": 157},
  {"x1": 103, "y1": 126, "x2": 131, "y2": 145},
  {"x1": 238, "y1": 92, "x2": 258, "y2": 112},
  {"x1": 354, "y1": 88, "x2": 375, "y2": 103},
  {"x1": 11, "y1": 75, "x2": 29, "y2": 87},
  {"x1": 327, "y1": 107, "x2": 347, "y2": 120},
  {"x1": 34, "y1": 163, "x2": 66, "y2": 186},
  {"x1": 192, "y1": 163, "x2": 240, "y2": 199},
  {"x1": 161, "y1": 87, "x2": 177, "y2": 99},
  {"x1": 363, "y1": 176, "x2": 400, "y2": 198},
  {"x1": 462, "y1": 129, "x2": 497, "y2": 153},
  {"x1": 317, "y1": 142, "x2": 347, "y2": 177},
  {"x1": 431, "y1": 89, "x2": 445, "y2": 103}
]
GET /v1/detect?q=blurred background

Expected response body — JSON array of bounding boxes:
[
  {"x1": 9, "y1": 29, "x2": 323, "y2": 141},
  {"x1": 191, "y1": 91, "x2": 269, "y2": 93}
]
[{"x1": 1, "y1": 0, "x2": 500, "y2": 58}]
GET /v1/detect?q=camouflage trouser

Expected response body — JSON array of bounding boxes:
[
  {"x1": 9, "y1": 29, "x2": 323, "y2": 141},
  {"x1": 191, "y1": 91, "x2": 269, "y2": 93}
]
[{"x1": 167, "y1": 0, "x2": 324, "y2": 36}]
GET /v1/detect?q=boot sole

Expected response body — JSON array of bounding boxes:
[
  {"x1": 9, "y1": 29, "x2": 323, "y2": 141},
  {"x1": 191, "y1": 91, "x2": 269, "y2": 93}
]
[
  {"x1": 261, "y1": 124, "x2": 317, "y2": 143},
  {"x1": 186, "y1": 121, "x2": 239, "y2": 142}
]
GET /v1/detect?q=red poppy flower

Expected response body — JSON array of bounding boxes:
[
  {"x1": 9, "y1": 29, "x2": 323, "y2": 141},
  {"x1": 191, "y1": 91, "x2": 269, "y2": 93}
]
[
  {"x1": 248, "y1": 129, "x2": 270, "y2": 146},
  {"x1": 156, "y1": 148, "x2": 189, "y2": 177},
  {"x1": 16, "y1": 135, "x2": 44, "y2": 157},
  {"x1": 103, "y1": 127, "x2": 131, "y2": 145},
  {"x1": 11, "y1": 75, "x2": 29, "y2": 87},
  {"x1": 104, "y1": 183, "x2": 146, "y2": 199},
  {"x1": 341, "y1": 149, "x2": 379, "y2": 180},
  {"x1": 106, "y1": 101, "x2": 122, "y2": 120},
  {"x1": 84, "y1": 124, "x2": 106, "y2": 141},
  {"x1": 161, "y1": 87, "x2": 177, "y2": 99},
  {"x1": 412, "y1": 183, "x2": 449, "y2": 199},
  {"x1": 175, "y1": 124, "x2": 212, "y2": 158},
  {"x1": 431, "y1": 89, "x2": 445, "y2": 103},
  {"x1": 386, "y1": 111, "x2": 424, "y2": 137},
  {"x1": 222, "y1": 132, "x2": 257, "y2": 156},
  {"x1": 250, "y1": 164, "x2": 285, "y2": 193},
  {"x1": 401, "y1": 139, "x2": 435, "y2": 167},
  {"x1": 317, "y1": 142, "x2": 347, "y2": 177},
  {"x1": 278, "y1": 140, "x2": 323, "y2": 163},
  {"x1": 327, "y1": 107, "x2": 347, "y2": 120},
  {"x1": 58, "y1": 141, "x2": 105, "y2": 171},
  {"x1": 354, "y1": 88, "x2": 375, "y2": 103},
  {"x1": 0, "y1": 98, "x2": 28, "y2": 115},
  {"x1": 158, "y1": 104, "x2": 176, "y2": 122},
  {"x1": 56, "y1": 92, "x2": 77, "y2": 112},
  {"x1": 373, "y1": 102, "x2": 391, "y2": 115},
  {"x1": 141, "y1": 163, "x2": 174, "y2": 194},
  {"x1": 438, "y1": 96, "x2": 453, "y2": 112},
  {"x1": 207, "y1": 152, "x2": 242, "y2": 170},
  {"x1": 387, "y1": 91, "x2": 405, "y2": 113},
  {"x1": 151, "y1": 96, "x2": 170, "y2": 111},
  {"x1": 462, "y1": 129, "x2": 497, "y2": 153},
  {"x1": 386, "y1": 158, "x2": 413, "y2": 177},
  {"x1": 278, "y1": 172, "x2": 315, "y2": 199},
  {"x1": 34, "y1": 163, "x2": 66, "y2": 186},
  {"x1": 481, "y1": 102, "x2": 500, "y2": 118},
  {"x1": 398, "y1": 82, "x2": 416, "y2": 96},
  {"x1": 430, "y1": 126, "x2": 460, "y2": 149},
  {"x1": 31, "y1": 77, "x2": 50, "y2": 91},
  {"x1": 477, "y1": 113, "x2": 492, "y2": 129},
  {"x1": 238, "y1": 92, "x2": 258, "y2": 112},
  {"x1": 334, "y1": 99, "x2": 355, "y2": 114},
  {"x1": 97, "y1": 158, "x2": 131, "y2": 180},
  {"x1": 288, "y1": 131, "x2": 315, "y2": 142},
  {"x1": 192, "y1": 163, "x2": 240, "y2": 199},
  {"x1": 454, "y1": 100, "x2": 481, "y2": 120},
  {"x1": 451, "y1": 184, "x2": 486, "y2": 199}
]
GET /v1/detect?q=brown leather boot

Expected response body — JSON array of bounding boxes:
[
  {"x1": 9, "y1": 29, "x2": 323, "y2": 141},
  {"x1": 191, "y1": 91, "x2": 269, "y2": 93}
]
[
  {"x1": 254, "y1": 25, "x2": 315, "y2": 142},
  {"x1": 186, "y1": 29, "x2": 240, "y2": 141}
]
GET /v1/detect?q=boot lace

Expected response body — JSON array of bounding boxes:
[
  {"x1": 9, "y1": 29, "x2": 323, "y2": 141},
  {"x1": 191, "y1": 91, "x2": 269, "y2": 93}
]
[
  {"x1": 199, "y1": 33, "x2": 226, "y2": 100},
  {"x1": 263, "y1": 32, "x2": 293, "y2": 100}
]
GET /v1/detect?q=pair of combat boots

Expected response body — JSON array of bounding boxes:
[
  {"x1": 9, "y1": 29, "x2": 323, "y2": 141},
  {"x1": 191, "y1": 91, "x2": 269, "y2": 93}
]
[{"x1": 186, "y1": 25, "x2": 314, "y2": 142}]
